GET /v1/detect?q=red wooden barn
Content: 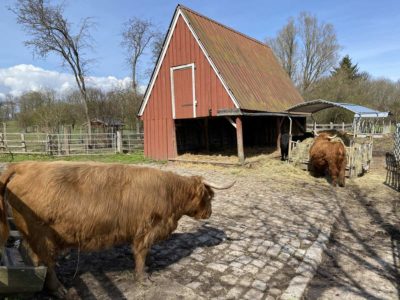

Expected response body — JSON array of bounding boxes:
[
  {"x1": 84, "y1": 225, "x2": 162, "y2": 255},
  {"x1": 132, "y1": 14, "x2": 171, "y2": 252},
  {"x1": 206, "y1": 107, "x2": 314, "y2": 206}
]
[{"x1": 138, "y1": 5, "x2": 305, "y2": 161}]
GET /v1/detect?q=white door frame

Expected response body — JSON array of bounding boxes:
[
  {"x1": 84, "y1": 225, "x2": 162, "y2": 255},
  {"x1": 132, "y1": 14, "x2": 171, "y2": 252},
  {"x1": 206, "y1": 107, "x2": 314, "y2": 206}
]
[{"x1": 170, "y1": 63, "x2": 196, "y2": 119}]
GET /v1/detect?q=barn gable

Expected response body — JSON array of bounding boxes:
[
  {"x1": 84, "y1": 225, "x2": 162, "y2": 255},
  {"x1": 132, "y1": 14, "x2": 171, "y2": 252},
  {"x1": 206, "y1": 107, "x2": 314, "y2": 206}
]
[
  {"x1": 138, "y1": 6, "x2": 239, "y2": 118},
  {"x1": 139, "y1": 5, "x2": 303, "y2": 117}
]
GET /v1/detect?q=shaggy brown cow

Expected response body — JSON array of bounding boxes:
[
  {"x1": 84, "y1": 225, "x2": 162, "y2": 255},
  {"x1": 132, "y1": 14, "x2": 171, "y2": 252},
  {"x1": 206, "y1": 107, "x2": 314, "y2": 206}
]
[
  {"x1": 0, "y1": 161, "x2": 233, "y2": 297},
  {"x1": 309, "y1": 132, "x2": 347, "y2": 187}
]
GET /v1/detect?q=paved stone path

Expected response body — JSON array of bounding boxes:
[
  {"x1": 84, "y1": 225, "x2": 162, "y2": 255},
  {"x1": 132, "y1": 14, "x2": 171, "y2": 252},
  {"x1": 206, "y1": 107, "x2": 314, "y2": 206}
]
[
  {"x1": 52, "y1": 162, "x2": 345, "y2": 300},
  {"x1": 305, "y1": 157, "x2": 400, "y2": 300}
]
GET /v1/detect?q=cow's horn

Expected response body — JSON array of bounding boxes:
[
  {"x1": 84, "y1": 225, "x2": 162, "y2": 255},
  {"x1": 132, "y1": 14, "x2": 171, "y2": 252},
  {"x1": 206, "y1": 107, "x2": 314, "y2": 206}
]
[
  {"x1": 203, "y1": 180, "x2": 236, "y2": 189},
  {"x1": 313, "y1": 130, "x2": 319, "y2": 137},
  {"x1": 328, "y1": 134, "x2": 337, "y2": 139}
]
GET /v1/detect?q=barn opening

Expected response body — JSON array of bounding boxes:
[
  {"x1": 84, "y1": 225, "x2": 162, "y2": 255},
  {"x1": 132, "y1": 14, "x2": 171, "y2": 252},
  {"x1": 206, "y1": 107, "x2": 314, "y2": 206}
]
[{"x1": 175, "y1": 115, "x2": 306, "y2": 157}]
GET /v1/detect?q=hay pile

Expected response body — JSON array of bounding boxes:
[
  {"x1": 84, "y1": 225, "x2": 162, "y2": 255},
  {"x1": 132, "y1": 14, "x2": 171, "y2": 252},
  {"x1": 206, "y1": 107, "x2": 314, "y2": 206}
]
[
  {"x1": 290, "y1": 138, "x2": 314, "y2": 166},
  {"x1": 350, "y1": 141, "x2": 372, "y2": 176},
  {"x1": 290, "y1": 135, "x2": 372, "y2": 178}
]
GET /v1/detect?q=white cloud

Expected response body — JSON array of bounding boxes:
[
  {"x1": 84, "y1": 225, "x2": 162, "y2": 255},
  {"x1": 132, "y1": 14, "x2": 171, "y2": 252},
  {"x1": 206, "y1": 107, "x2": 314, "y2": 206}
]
[{"x1": 0, "y1": 64, "x2": 133, "y2": 99}]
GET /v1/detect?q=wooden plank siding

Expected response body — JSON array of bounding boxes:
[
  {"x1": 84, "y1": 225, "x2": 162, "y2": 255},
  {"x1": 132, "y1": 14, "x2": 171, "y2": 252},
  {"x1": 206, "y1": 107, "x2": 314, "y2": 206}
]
[{"x1": 142, "y1": 15, "x2": 235, "y2": 160}]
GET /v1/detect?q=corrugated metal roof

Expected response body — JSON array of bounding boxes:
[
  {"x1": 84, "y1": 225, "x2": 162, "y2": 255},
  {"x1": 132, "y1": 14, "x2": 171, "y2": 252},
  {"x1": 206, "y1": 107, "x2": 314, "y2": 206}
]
[
  {"x1": 180, "y1": 6, "x2": 304, "y2": 112},
  {"x1": 287, "y1": 99, "x2": 389, "y2": 118}
]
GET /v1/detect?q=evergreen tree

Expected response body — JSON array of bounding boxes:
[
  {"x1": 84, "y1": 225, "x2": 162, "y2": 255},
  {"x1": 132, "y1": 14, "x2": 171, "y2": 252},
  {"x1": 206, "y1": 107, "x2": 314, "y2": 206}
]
[{"x1": 331, "y1": 55, "x2": 361, "y2": 80}]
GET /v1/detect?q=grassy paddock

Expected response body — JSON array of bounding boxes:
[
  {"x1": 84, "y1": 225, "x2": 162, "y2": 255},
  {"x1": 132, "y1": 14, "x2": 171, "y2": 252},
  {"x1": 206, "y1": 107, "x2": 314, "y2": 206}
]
[{"x1": 0, "y1": 151, "x2": 155, "y2": 164}]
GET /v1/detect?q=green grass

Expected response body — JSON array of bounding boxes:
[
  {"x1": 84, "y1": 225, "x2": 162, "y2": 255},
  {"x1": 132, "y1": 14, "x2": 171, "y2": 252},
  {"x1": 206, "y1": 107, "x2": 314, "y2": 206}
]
[{"x1": 0, "y1": 151, "x2": 155, "y2": 164}]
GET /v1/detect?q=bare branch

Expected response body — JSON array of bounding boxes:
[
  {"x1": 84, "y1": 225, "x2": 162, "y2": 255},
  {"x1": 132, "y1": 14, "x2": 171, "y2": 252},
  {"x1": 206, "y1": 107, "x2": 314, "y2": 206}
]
[
  {"x1": 12, "y1": 0, "x2": 94, "y2": 135},
  {"x1": 121, "y1": 17, "x2": 157, "y2": 93}
]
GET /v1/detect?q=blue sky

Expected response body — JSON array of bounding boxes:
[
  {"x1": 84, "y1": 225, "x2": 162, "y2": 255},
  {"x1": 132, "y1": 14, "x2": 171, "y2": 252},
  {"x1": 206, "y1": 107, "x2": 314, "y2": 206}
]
[{"x1": 1, "y1": 0, "x2": 400, "y2": 98}]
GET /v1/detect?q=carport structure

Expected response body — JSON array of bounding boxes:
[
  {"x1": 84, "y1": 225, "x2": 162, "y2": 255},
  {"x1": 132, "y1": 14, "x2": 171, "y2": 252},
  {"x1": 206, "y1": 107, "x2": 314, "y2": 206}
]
[
  {"x1": 287, "y1": 99, "x2": 390, "y2": 136},
  {"x1": 286, "y1": 99, "x2": 390, "y2": 177}
]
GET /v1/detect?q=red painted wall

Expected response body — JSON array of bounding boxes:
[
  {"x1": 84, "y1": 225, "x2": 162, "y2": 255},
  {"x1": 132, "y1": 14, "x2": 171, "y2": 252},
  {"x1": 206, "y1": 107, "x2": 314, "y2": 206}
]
[{"x1": 142, "y1": 15, "x2": 235, "y2": 160}]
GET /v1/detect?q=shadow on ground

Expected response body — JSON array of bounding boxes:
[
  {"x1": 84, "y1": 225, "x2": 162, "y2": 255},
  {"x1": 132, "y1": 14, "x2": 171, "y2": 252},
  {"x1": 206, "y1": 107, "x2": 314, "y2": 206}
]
[
  {"x1": 305, "y1": 176, "x2": 400, "y2": 299},
  {"x1": 34, "y1": 224, "x2": 225, "y2": 300}
]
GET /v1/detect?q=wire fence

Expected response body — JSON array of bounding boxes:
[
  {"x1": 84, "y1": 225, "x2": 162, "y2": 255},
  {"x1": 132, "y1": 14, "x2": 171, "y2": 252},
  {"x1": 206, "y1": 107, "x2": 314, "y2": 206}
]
[{"x1": 0, "y1": 131, "x2": 144, "y2": 156}]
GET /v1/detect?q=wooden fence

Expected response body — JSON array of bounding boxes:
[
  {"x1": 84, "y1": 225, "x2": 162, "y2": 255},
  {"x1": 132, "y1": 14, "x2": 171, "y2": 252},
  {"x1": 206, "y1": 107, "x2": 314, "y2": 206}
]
[
  {"x1": 0, "y1": 131, "x2": 144, "y2": 156},
  {"x1": 306, "y1": 121, "x2": 392, "y2": 136}
]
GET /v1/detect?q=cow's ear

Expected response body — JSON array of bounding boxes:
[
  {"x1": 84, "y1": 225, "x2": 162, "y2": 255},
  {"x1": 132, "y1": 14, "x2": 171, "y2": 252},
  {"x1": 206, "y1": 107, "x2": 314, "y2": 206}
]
[{"x1": 203, "y1": 184, "x2": 215, "y2": 200}]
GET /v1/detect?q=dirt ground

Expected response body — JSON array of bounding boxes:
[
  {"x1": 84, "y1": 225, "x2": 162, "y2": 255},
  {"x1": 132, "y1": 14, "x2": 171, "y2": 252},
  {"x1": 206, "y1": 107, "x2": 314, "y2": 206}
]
[{"x1": 305, "y1": 136, "x2": 400, "y2": 299}]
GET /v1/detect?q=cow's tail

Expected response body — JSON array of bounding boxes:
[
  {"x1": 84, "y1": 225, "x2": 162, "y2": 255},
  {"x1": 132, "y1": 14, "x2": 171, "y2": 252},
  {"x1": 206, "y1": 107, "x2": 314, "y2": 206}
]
[{"x1": 0, "y1": 165, "x2": 16, "y2": 246}]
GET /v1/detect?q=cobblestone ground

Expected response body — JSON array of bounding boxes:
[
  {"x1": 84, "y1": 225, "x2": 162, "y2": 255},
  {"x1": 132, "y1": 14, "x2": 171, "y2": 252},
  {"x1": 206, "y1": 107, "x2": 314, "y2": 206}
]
[
  {"x1": 40, "y1": 161, "x2": 346, "y2": 300},
  {"x1": 305, "y1": 157, "x2": 400, "y2": 300}
]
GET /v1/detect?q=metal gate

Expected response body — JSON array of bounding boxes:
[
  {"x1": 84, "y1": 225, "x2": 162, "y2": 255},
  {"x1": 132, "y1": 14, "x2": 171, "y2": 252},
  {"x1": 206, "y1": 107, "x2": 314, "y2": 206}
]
[
  {"x1": 385, "y1": 123, "x2": 399, "y2": 191},
  {"x1": 394, "y1": 123, "x2": 400, "y2": 162}
]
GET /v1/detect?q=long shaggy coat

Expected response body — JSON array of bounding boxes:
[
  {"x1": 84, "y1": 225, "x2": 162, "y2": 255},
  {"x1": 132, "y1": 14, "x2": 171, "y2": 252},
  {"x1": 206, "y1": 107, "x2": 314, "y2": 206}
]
[{"x1": 0, "y1": 161, "x2": 215, "y2": 295}]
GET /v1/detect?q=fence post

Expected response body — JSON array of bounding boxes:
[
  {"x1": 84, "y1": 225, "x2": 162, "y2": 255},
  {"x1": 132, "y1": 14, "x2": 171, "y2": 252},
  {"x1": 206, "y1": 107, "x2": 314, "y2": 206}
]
[
  {"x1": 63, "y1": 126, "x2": 70, "y2": 155},
  {"x1": 57, "y1": 135, "x2": 61, "y2": 156},
  {"x1": 0, "y1": 133, "x2": 4, "y2": 151},
  {"x1": 46, "y1": 134, "x2": 50, "y2": 154},
  {"x1": 2, "y1": 123, "x2": 6, "y2": 148},
  {"x1": 136, "y1": 119, "x2": 141, "y2": 134},
  {"x1": 116, "y1": 131, "x2": 122, "y2": 153},
  {"x1": 330, "y1": 122, "x2": 333, "y2": 129},
  {"x1": 20, "y1": 133, "x2": 27, "y2": 152},
  {"x1": 342, "y1": 122, "x2": 345, "y2": 131}
]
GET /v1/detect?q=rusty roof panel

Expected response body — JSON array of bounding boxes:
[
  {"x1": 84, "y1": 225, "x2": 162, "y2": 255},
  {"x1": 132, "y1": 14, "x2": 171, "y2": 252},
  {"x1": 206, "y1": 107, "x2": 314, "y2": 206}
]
[{"x1": 181, "y1": 6, "x2": 304, "y2": 112}]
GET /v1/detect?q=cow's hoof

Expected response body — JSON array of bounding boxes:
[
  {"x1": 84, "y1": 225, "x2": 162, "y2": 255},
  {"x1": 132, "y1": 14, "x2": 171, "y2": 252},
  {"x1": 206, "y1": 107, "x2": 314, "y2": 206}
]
[
  {"x1": 136, "y1": 274, "x2": 153, "y2": 287},
  {"x1": 49, "y1": 285, "x2": 68, "y2": 299}
]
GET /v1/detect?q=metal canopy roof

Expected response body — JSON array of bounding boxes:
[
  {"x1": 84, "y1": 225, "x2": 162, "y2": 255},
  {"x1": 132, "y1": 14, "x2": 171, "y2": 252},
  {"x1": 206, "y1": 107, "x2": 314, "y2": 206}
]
[{"x1": 287, "y1": 99, "x2": 389, "y2": 118}]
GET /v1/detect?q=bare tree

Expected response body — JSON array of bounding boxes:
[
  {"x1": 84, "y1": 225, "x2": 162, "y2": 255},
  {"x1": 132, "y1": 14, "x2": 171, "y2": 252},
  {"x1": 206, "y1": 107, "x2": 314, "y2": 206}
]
[
  {"x1": 121, "y1": 17, "x2": 157, "y2": 93},
  {"x1": 298, "y1": 12, "x2": 340, "y2": 92},
  {"x1": 266, "y1": 18, "x2": 298, "y2": 81},
  {"x1": 267, "y1": 12, "x2": 340, "y2": 93},
  {"x1": 151, "y1": 31, "x2": 165, "y2": 65},
  {"x1": 12, "y1": 0, "x2": 94, "y2": 135}
]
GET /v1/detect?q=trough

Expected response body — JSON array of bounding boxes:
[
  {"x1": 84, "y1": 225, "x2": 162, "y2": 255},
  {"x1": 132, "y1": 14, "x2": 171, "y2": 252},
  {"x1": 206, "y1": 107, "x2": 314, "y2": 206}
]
[{"x1": 0, "y1": 218, "x2": 47, "y2": 296}]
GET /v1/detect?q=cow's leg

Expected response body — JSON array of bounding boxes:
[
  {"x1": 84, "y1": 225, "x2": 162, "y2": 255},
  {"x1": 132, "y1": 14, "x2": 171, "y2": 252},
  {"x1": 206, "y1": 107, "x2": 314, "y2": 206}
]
[
  {"x1": 132, "y1": 239, "x2": 151, "y2": 284},
  {"x1": 338, "y1": 156, "x2": 346, "y2": 187},
  {"x1": 22, "y1": 236, "x2": 67, "y2": 297},
  {"x1": 329, "y1": 162, "x2": 339, "y2": 187}
]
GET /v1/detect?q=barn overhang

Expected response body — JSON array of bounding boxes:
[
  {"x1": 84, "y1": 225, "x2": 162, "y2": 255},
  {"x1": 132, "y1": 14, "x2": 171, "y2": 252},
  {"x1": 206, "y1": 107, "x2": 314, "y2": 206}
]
[
  {"x1": 217, "y1": 108, "x2": 309, "y2": 118},
  {"x1": 286, "y1": 99, "x2": 389, "y2": 118}
]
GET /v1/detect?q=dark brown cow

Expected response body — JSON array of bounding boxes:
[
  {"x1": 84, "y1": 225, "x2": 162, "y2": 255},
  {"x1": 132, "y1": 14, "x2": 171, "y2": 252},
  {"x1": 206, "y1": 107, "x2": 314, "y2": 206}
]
[
  {"x1": 0, "y1": 161, "x2": 234, "y2": 297},
  {"x1": 309, "y1": 132, "x2": 347, "y2": 187}
]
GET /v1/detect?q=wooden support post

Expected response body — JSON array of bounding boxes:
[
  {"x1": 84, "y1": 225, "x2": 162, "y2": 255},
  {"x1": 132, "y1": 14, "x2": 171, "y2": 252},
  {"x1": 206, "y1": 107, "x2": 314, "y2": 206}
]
[
  {"x1": 236, "y1": 116, "x2": 244, "y2": 164},
  {"x1": 276, "y1": 117, "x2": 282, "y2": 151}
]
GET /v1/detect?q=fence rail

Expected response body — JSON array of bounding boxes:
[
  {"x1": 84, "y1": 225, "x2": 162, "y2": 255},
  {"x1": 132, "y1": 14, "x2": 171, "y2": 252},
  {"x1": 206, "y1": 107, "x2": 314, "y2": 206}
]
[
  {"x1": 0, "y1": 131, "x2": 144, "y2": 156},
  {"x1": 306, "y1": 121, "x2": 392, "y2": 135}
]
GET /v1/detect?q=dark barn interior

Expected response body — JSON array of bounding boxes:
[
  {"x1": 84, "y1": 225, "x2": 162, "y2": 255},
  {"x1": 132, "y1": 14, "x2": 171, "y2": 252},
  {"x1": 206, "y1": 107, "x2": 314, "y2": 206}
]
[{"x1": 175, "y1": 116, "x2": 306, "y2": 156}]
